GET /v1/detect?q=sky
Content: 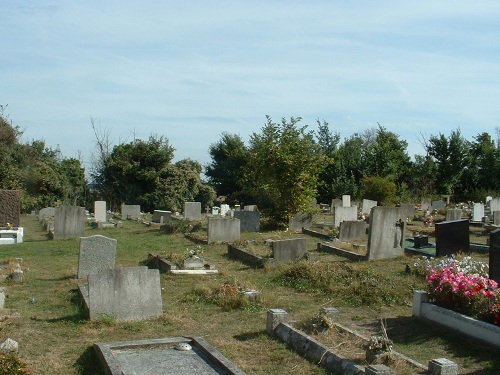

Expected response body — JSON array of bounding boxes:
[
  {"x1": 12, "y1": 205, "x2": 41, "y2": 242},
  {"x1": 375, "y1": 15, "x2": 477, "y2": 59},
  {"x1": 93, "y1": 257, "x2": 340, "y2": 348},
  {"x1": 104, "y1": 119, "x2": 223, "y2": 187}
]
[{"x1": 2, "y1": 1, "x2": 500, "y2": 173}]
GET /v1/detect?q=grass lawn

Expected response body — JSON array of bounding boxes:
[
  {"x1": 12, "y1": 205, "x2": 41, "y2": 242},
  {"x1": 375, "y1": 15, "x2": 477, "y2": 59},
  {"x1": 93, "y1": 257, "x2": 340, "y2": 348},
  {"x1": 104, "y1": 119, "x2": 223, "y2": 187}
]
[{"x1": 0, "y1": 214, "x2": 498, "y2": 374}]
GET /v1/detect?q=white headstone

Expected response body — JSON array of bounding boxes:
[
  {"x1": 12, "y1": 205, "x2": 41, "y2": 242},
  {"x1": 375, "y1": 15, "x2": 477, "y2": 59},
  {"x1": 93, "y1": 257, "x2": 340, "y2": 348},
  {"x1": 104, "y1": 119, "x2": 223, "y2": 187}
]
[
  {"x1": 473, "y1": 203, "x2": 485, "y2": 222},
  {"x1": 342, "y1": 195, "x2": 351, "y2": 207},
  {"x1": 94, "y1": 201, "x2": 107, "y2": 223}
]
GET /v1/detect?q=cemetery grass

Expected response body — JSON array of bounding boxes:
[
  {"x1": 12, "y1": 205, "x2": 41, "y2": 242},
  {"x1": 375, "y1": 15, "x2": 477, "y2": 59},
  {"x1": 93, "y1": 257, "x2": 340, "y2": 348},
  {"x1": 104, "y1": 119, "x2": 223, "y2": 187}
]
[{"x1": 0, "y1": 216, "x2": 497, "y2": 374}]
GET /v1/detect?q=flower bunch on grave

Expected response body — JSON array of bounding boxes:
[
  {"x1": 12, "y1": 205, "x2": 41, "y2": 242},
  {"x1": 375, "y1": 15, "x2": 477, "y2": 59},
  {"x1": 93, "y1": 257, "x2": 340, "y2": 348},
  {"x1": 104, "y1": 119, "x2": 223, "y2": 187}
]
[
  {"x1": 411, "y1": 254, "x2": 489, "y2": 277},
  {"x1": 186, "y1": 245, "x2": 204, "y2": 258}
]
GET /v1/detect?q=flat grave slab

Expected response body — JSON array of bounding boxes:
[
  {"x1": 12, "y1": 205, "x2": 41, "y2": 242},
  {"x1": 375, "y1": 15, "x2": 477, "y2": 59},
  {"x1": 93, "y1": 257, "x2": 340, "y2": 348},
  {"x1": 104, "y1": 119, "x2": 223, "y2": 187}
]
[{"x1": 94, "y1": 336, "x2": 245, "y2": 375}]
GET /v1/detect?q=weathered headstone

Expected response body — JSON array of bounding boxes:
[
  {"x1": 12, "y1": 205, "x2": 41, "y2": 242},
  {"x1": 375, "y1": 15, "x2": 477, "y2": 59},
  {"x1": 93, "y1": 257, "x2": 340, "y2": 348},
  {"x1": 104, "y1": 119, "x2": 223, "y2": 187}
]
[
  {"x1": 333, "y1": 206, "x2": 357, "y2": 227},
  {"x1": 330, "y1": 199, "x2": 342, "y2": 212},
  {"x1": 473, "y1": 203, "x2": 484, "y2": 222},
  {"x1": 435, "y1": 219, "x2": 470, "y2": 257},
  {"x1": 338, "y1": 221, "x2": 368, "y2": 242},
  {"x1": 342, "y1": 194, "x2": 351, "y2": 207},
  {"x1": 288, "y1": 212, "x2": 312, "y2": 232},
  {"x1": 77, "y1": 235, "x2": 117, "y2": 278},
  {"x1": 207, "y1": 217, "x2": 240, "y2": 243},
  {"x1": 494, "y1": 211, "x2": 500, "y2": 225},
  {"x1": 152, "y1": 210, "x2": 171, "y2": 224},
  {"x1": 489, "y1": 228, "x2": 500, "y2": 284},
  {"x1": 399, "y1": 203, "x2": 415, "y2": 221},
  {"x1": 361, "y1": 199, "x2": 377, "y2": 215},
  {"x1": 53, "y1": 206, "x2": 85, "y2": 240},
  {"x1": 121, "y1": 204, "x2": 141, "y2": 220},
  {"x1": 220, "y1": 204, "x2": 230, "y2": 216},
  {"x1": 366, "y1": 206, "x2": 406, "y2": 260},
  {"x1": 94, "y1": 201, "x2": 107, "y2": 223},
  {"x1": 431, "y1": 199, "x2": 446, "y2": 211},
  {"x1": 234, "y1": 210, "x2": 260, "y2": 232},
  {"x1": 211, "y1": 207, "x2": 220, "y2": 215},
  {"x1": 38, "y1": 206, "x2": 55, "y2": 222},
  {"x1": 88, "y1": 266, "x2": 162, "y2": 321},
  {"x1": 184, "y1": 202, "x2": 201, "y2": 220},
  {"x1": 0, "y1": 190, "x2": 20, "y2": 227},
  {"x1": 243, "y1": 205, "x2": 258, "y2": 211},
  {"x1": 272, "y1": 238, "x2": 307, "y2": 263},
  {"x1": 490, "y1": 197, "x2": 500, "y2": 213},
  {"x1": 421, "y1": 198, "x2": 432, "y2": 212},
  {"x1": 445, "y1": 209, "x2": 462, "y2": 222}
]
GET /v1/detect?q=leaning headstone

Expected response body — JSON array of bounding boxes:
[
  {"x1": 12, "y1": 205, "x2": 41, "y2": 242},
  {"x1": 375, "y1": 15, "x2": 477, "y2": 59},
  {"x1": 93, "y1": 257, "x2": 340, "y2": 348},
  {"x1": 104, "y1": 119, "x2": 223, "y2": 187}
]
[
  {"x1": 472, "y1": 203, "x2": 484, "y2": 222},
  {"x1": 333, "y1": 206, "x2": 357, "y2": 227},
  {"x1": 207, "y1": 217, "x2": 240, "y2": 243},
  {"x1": 288, "y1": 212, "x2": 312, "y2": 232},
  {"x1": 431, "y1": 199, "x2": 446, "y2": 211},
  {"x1": 94, "y1": 201, "x2": 107, "y2": 223},
  {"x1": 53, "y1": 206, "x2": 85, "y2": 240},
  {"x1": 445, "y1": 209, "x2": 462, "y2": 222},
  {"x1": 121, "y1": 204, "x2": 141, "y2": 220},
  {"x1": 489, "y1": 228, "x2": 500, "y2": 284},
  {"x1": 184, "y1": 202, "x2": 201, "y2": 220},
  {"x1": 272, "y1": 238, "x2": 307, "y2": 263},
  {"x1": 339, "y1": 221, "x2": 368, "y2": 242},
  {"x1": 0, "y1": 190, "x2": 20, "y2": 227},
  {"x1": 494, "y1": 211, "x2": 500, "y2": 226},
  {"x1": 362, "y1": 199, "x2": 377, "y2": 215},
  {"x1": 234, "y1": 210, "x2": 260, "y2": 232},
  {"x1": 88, "y1": 266, "x2": 162, "y2": 321},
  {"x1": 152, "y1": 210, "x2": 171, "y2": 224},
  {"x1": 435, "y1": 219, "x2": 470, "y2": 257},
  {"x1": 38, "y1": 207, "x2": 56, "y2": 222},
  {"x1": 342, "y1": 194, "x2": 351, "y2": 207},
  {"x1": 366, "y1": 206, "x2": 406, "y2": 260},
  {"x1": 490, "y1": 198, "x2": 500, "y2": 214},
  {"x1": 77, "y1": 235, "x2": 117, "y2": 278}
]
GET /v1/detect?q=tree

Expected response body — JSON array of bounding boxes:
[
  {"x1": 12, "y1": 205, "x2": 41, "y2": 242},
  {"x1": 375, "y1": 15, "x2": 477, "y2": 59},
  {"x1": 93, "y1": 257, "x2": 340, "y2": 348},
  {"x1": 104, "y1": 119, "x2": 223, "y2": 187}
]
[
  {"x1": 248, "y1": 116, "x2": 327, "y2": 227},
  {"x1": 361, "y1": 176, "x2": 397, "y2": 206},
  {"x1": 315, "y1": 119, "x2": 339, "y2": 203}
]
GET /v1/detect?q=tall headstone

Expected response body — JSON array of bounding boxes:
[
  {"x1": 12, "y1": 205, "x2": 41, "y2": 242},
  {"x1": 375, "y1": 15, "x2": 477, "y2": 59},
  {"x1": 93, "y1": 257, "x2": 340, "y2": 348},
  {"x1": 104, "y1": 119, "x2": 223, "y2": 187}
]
[
  {"x1": 272, "y1": 238, "x2": 307, "y2": 263},
  {"x1": 473, "y1": 203, "x2": 484, "y2": 222},
  {"x1": 234, "y1": 211, "x2": 260, "y2": 232},
  {"x1": 361, "y1": 199, "x2": 377, "y2": 215},
  {"x1": 339, "y1": 221, "x2": 368, "y2": 242},
  {"x1": 342, "y1": 195, "x2": 351, "y2": 207},
  {"x1": 288, "y1": 212, "x2": 313, "y2": 232},
  {"x1": 333, "y1": 206, "x2": 357, "y2": 227},
  {"x1": 366, "y1": 206, "x2": 406, "y2": 260},
  {"x1": 490, "y1": 198, "x2": 500, "y2": 214},
  {"x1": 0, "y1": 190, "x2": 20, "y2": 227},
  {"x1": 53, "y1": 206, "x2": 85, "y2": 240},
  {"x1": 420, "y1": 198, "x2": 432, "y2": 212},
  {"x1": 431, "y1": 200, "x2": 446, "y2": 211},
  {"x1": 435, "y1": 219, "x2": 470, "y2": 257},
  {"x1": 494, "y1": 211, "x2": 500, "y2": 225},
  {"x1": 121, "y1": 204, "x2": 141, "y2": 220},
  {"x1": 445, "y1": 209, "x2": 462, "y2": 222},
  {"x1": 78, "y1": 235, "x2": 117, "y2": 278},
  {"x1": 489, "y1": 228, "x2": 500, "y2": 284},
  {"x1": 94, "y1": 201, "x2": 107, "y2": 223},
  {"x1": 88, "y1": 266, "x2": 162, "y2": 321},
  {"x1": 207, "y1": 218, "x2": 240, "y2": 243},
  {"x1": 184, "y1": 202, "x2": 201, "y2": 220}
]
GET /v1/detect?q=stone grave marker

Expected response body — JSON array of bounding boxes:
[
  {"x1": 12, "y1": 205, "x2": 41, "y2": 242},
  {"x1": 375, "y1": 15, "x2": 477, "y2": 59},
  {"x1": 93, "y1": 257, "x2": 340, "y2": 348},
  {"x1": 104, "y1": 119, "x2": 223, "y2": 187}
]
[
  {"x1": 473, "y1": 203, "x2": 484, "y2": 222},
  {"x1": 243, "y1": 205, "x2": 258, "y2": 211},
  {"x1": 77, "y1": 235, "x2": 117, "y2": 278},
  {"x1": 288, "y1": 212, "x2": 312, "y2": 232},
  {"x1": 152, "y1": 210, "x2": 171, "y2": 224},
  {"x1": 342, "y1": 194, "x2": 351, "y2": 207},
  {"x1": 234, "y1": 210, "x2": 260, "y2": 232},
  {"x1": 272, "y1": 238, "x2": 307, "y2": 263},
  {"x1": 399, "y1": 203, "x2": 415, "y2": 221},
  {"x1": 435, "y1": 219, "x2": 470, "y2": 257},
  {"x1": 366, "y1": 206, "x2": 406, "y2": 260},
  {"x1": 184, "y1": 202, "x2": 201, "y2": 220},
  {"x1": 339, "y1": 221, "x2": 368, "y2": 242},
  {"x1": 220, "y1": 204, "x2": 230, "y2": 216},
  {"x1": 421, "y1": 197, "x2": 432, "y2": 212},
  {"x1": 445, "y1": 209, "x2": 462, "y2": 222},
  {"x1": 0, "y1": 190, "x2": 20, "y2": 227},
  {"x1": 490, "y1": 197, "x2": 500, "y2": 213},
  {"x1": 53, "y1": 206, "x2": 85, "y2": 240},
  {"x1": 207, "y1": 217, "x2": 240, "y2": 243},
  {"x1": 489, "y1": 228, "x2": 500, "y2": 284},
  {"x1": 494, "y1": 211, "x2": 500, "y2": 225},
  {"x1": 330, "y1": 198, "x2": 342, "y2": 212},
  {"x1": 211, "y1": 207, "x2": 220, "y2": 215},
  {"x1": 431, "y1": 199, "x2": 446, "y2": 211},
  {"x1": 121, "y1": 204, "x2": 141, "y2": 220},
  {"x1": 88, "y1": 266, "x2": 162, "y2": 321},
  {"x1": 38, "y1": 207, "x2": 55, "y2": 223},
  {"x1": 333, "y1": 206, "x2": 357, "y2": 227},
  {"x1": 94, "y1": 201, "x2": 107, "y2": 223},
  {"x1": 361, "y1": 199, "x2": 377, "y2": 215}
]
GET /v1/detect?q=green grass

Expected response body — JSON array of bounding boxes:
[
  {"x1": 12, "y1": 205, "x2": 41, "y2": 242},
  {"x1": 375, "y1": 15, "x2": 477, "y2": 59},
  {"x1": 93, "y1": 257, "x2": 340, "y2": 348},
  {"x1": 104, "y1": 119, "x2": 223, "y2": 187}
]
[{"x1": 0, "y1": 214, "x2": 498, "y2": 374}]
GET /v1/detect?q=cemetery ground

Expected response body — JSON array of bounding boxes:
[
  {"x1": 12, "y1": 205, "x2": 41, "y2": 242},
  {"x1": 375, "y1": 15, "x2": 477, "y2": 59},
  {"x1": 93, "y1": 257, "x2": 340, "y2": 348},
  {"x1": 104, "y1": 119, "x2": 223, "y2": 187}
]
[{"x1": 0, "y1": 215, "x2": 498, "y2": 374}]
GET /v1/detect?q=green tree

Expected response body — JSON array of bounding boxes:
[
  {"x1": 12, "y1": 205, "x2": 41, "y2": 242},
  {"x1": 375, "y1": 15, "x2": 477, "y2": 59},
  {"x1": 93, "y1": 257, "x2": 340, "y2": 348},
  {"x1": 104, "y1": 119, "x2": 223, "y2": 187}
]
[
  {"x1": 248, "y1": 116, "x2": 327, "y2": 227},
  {"x1": 315, "y1": 119, "x2": 339, "y2": 203},
  {"x1": 361, "y1": 176, "x2": 397, "y2": 206}
]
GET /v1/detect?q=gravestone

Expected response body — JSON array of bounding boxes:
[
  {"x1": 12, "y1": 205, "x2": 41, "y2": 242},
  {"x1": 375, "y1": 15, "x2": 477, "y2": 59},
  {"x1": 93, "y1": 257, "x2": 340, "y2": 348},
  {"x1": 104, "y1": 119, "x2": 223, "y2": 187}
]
[
  {"x1": 184, "y1": 202, "x2": 201, "y2": 220},
  {"x1": 435, "y1": 219, "x2": 470, "y2": 257},
  {"x1": 152, "y1": 210, "x2": 171, "y2": 224},
  {"x1": 445, "y1": 209, "x2": 462, "y2": 222},
  {"x1": 362, "y1": 199, "x2": 377, "y2": 215},
  {"x1": 77, "y1": 235, "x2": 117, "y2": 278},
  {"x1": 220, "y1": 204, "x2": 230, "y2": 216},
  {"x1": 431, "y1": 199, "x2": 446, "y2": 211},
  {"x1": 211, "y1": 207, "x2": 219, "y2": 215},
  {"x1": 421, "y1": 197, "x2": 432, "y2": 212},
  {"x1": 333, "y1": 206, "x2": 357, "y2": 227},
  {"x1": 0, "y1": 190, "x2": 20, "y2": 227},
  {"x1": 38, "y1": 207, "x2": 55, "y2": 222},
  {"x1": 53, "y1": 206, "x2": 85, "y2": 240},
  {"x1": 473, "y1": 203, "x2": 484, "y2": 222},
  {"x1": 207, "y1": 217, "x2": 240, "y2": 243},
  {"x1": 94, "y1": 201, "x2": 107, "y2": 223},
  {"x1": 88, "y1": 266, "x2": 162, "y2": 321},
  {"x1": 490, "y1": 198, "x2": 500, "y2": 214},
  {"x1": 338, "y1": 221, "x2": 368, "y2": 242},
  {"x1": 399, "y1": 203, "x2": 415, "y2": 221},
  {"x1": 489, "y1": 228, "x2": 500, "y2": 284},
  {"x1": 494, "y1": 211, "x2": 500, "y2": 225},
  {"x1": 342, "y1": 194, "x2": 351, "y2": 207},
  {"x1": 366, "y1": 206, "x2": 406, "y2": 260},
  {"x1": 121, "y1": 204, "x2": 141, "y2": 220},
  {"x1": 234, "y1": 210, "x2": 260, "y2": 232},
  {"x1": 288, "y1": 212, "x2": 312, "y2": 232},
  {"x1": 272, "y1": 238, "x2": 307, "y2": 263},
  {"x1": 243, "y1": 205, "x2": 258, "y2": 211},
  {"x1": 330, "y1": 199, "x2": 342, "y2": 212}
]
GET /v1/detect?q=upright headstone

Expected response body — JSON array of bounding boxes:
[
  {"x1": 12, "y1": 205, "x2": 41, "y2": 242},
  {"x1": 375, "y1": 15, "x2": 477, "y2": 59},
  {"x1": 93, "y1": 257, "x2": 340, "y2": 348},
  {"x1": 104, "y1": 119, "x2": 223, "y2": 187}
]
[
  {"x1": 220, "y1": 204, "x2": 230, "y2": 216},
  {"x1": 489, "y1": 229, "x2": 500, "y2": 284},
  {"x1": 366, "y1": 206, "x2": 406, "y2": 260},
  {"x1": 234, "y1": 211, "x2": 260, "y2": 232},
  {"x1": 77, "y1": 235, "x2": 117, "y2": 278},
  {"x1": 333, "y1": 206, "x2": 357, "y2": 227},
  {"x1": 420, "y1": 198, "x2": 432, "y2": 212},
  {"x1": 94, "y1": 201, "x2": 107, "y2": 223},
  {"x1": 53, "y1": 206, "x2": 85, "y2": 240},
  {"x1": 0, "y1": 190, "x2": 20, "y2": 227},
  {"x1": 121, "y1": 204, "x2": 141, "y2": 220},
  {"x1": 38, "y1": 207, "x2": 55, "y2": 222},
  {"x1": 490, "y1": 198, "x2": 500, "y2": 214},
  {"x1": 88, "y1": 266, "x2": 162, "y2": 322},
  {"x1": 243, "y1": 205, "x2": 258, "y2": 211},
  {"x1": 473, "y1": 203, "x2": 484, "y2": 222},
  {"x1": 272, "y1": 238, "x2": 307, "y2": 263},
  {"x1": 361, "y1": 199, "x2": 377, "y2": 215},
  {"x1": 435, "y1": 219, "x2": 470, "y2": 257},
  {"x1": 399, "y1": 203, "x2": 415, "y2": 221},
  {"x1": 342, "y1": 195, "x2": 351, "y2": 207},
  {"x1": 494, "y1": 211, "x2": 500, "y2": 226},
  {"x1": 207, "y1": 218, "x2": 240, "y2": 243},
  {"x1": 288, "y1": 212, "x2": 313, "y2": 232},
  {"x1": 445, "y1": 209, "x2": 462, "y2": 222},
  {"x1": 431, "y1": 200, "x2": 446, "y2": 211},
  {"x1": 330, "y1": 199, "x2": 342, "y2": 212},
  {"x1": 184, "y1": 202, "x2": 202, "y2": 220},
  {"x1": 339, "y1": 221, "x2": 368, "y2": 242},
  {"x1": 211, "y1": 207, "x2": 220, "y2": 216},
  {"x1": 152, "y1": 210, "x2": 171, "y2": 224}
]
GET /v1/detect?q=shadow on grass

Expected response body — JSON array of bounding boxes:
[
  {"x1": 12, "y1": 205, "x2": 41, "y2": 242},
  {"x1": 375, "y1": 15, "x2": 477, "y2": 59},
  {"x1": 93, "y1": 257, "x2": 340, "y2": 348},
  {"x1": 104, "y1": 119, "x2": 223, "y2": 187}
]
[
  {"x1": 74, "y1": 345, "x2": 104, "y2": 375},
  {"x1": 233, "y1": 330, "x2": 267, "y2": 342}
]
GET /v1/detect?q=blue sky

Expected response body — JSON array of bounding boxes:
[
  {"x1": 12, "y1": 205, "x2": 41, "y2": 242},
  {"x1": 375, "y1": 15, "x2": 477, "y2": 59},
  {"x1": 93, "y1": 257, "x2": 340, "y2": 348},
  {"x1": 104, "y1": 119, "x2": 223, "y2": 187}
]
[{"x1": 2, "y1": 1, "x2": 500, "y2": 172}]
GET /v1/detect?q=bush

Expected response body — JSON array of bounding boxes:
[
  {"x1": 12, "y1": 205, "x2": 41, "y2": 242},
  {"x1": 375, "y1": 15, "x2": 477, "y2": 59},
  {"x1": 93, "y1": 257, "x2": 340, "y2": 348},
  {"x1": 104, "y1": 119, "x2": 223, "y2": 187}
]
[
  {"x1": 0, "y1": 353, "x2": 32, "y2": 375},
  {"x1": 361, "y1": 176, "x2": 396, "y2": 206}
]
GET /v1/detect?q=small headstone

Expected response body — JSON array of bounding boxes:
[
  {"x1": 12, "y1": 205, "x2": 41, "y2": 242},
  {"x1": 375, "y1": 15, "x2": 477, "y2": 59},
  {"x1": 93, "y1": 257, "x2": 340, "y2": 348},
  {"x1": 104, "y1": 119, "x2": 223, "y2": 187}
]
[
  {"x1": 77, "y1": 235, "x2": 117, "y2": 278},
  {"x1": 338, "y1": 221, "x2": 367, "y2": 242},
  {"x1": 183, "y1": 256, "x2": 204, "y2": 269},
  {"x1": 362, "y1": 199, "x2": 377, "y2": 215},
  {"x1": 342, "y1": 194, "x2": 351, "y2": 207},
  {"x1": 152, "y1": 210, "x2": 171, "y2": 224},
  {"x1": 494, "y1": 211, "x2": 500, "y2": 225},
  {"x1": 490, "y1": 197, "x2": 500, "y2": 213},
  {"x1": 445, "y1": 209, "x2": 462, "y2": 222},
  {"x1": 365, "y1": 364, "x2": 395, "y2": 375},
  {"x1": 0, "y1": 338, "x2": 18, "y2": 353},
  {"x1": 431, "y1": 199, "x2": 446, "y2": 211},
  {"x1": 288, "y1": 212, "x2": 312, "y2": 232},
  {"x1": 428, "y1": 358, "x2": 458, "y2": 375},
  {"x1": 211, "y1": 207, "x2": 220, "y2": 215}
]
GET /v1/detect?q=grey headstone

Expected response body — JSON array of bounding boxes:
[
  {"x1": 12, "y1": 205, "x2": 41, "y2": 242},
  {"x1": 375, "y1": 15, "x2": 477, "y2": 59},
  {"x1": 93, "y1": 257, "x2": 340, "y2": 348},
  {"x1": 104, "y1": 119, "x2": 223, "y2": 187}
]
[
  {"x1": 152, "y1": 210, "x2": 171, "y2": 224},
  {"x1": 333, "y1": 206, "x2": 357, "y2": 227},
  {"x1": 94, "y1": 201, "x2": 107, "y2": 223},
  {"x1": 184, "y1": 256, "x2": 204, "y2": 269},
  {"x1": 421, "y1": 198, "x2": 432, "y2": 212},
  {"x1": 207, "y1": 217, "x2": 240, "y2": 243},
  {"x1": 428, "y1": 358, "x2": 458, "y2": 375},
  {"x1": 234, "y1": 210, "x2": 260, "y2": 232},
  {"x1": 330, "y1": 199, "x2": 342, "y2": 212},
  {"x1": 490, "y1": 198, "x2": 500, "y2": 213},
  {"x1": 489, "y1": 228, "x2": 500, "y2": 284},
  {"x1": 342, "y1": 195, "x2": 351, "y2": 207},
  {"x1": 362, "y1": 199, "x2": 377, "y2": 215},
  {"x1": 38, "y1": 207, "x2": 55, "y2": 222},
  {"x1": 78, "y1": 235, "x2": 117, "y2": 278},
  {"x1": 473, "y1": 203, "x2": 484, "y2": 222},
  {"x1": 435, "y1": 219, "x2": 470, "y2": 257},
  {"x1": 121, "y1": 204, "x2": 141, "y2": 220},
  {"x1": 494, "y1": 211, "x2": 500, "y2": 225},
  {"x1": 338, "y1": 221, "x2": 368, "y2": 242},
  {"x1": 53, "y1": 206, "x2": 86, "y2": 240},
  {"x1": 367, "y1": 206, "x2": 406, "y2": 260},
  {"x1": 445, "y1": 209, "x2": 462, "y2": 222},
  {"x1": 399, "y1": 203, "x2": 415, "y2": 220},
  {"x1": 288, "y1": 212, "x2": 312, "y2": 232},
  {"x1": 88, "y1": 266, "x2": 162, "y2": 322},
  {"x1": 243, "y1": 205, "x2": 258, "y2": 211},
  {"x1": 184, "y1": 202, "x2": 202, "y2": 220},
  {"x1": 272, "y1": 238, "x2": 307, "y2": 263},
  {"x1": 431, "y1": 199, "x2": 446, "y2": 211}
]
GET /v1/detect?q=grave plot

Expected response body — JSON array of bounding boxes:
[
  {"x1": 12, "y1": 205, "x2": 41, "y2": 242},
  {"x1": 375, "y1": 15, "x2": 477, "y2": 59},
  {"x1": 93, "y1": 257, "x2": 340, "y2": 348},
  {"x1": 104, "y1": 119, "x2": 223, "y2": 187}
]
[{"x1": 148, "y1": 246, "x2": 218, "y2": 274}]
